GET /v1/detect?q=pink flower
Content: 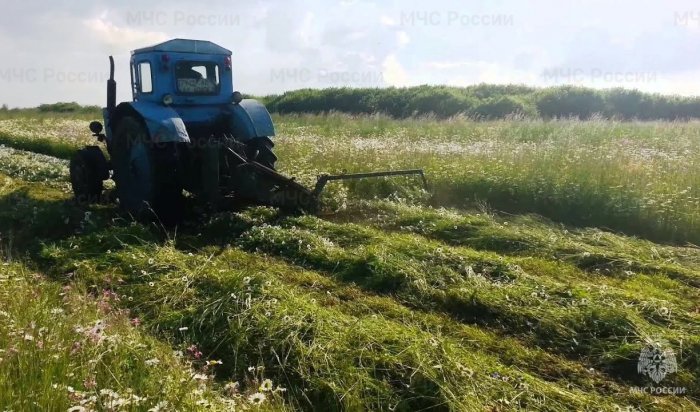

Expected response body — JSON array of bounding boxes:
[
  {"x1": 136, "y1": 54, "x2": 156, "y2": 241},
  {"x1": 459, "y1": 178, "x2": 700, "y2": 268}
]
[
  {"x1": 130, "y1": 318, "x2": 141, "y2": 327},
  {"x1": 83, "y1": 376, "x2": 96, "y2": 389},
  {"x1": 186, "y1": 344, "x2": 203, "y2": 360},
  {"x1": 70, "y1": 341, "x2": 82, "y2": 355}
]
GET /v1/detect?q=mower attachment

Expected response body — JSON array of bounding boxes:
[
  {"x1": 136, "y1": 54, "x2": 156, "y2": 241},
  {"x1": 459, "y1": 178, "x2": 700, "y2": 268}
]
[{"x1": 312, "y1": 169, "x2": 429, "y2": 198}]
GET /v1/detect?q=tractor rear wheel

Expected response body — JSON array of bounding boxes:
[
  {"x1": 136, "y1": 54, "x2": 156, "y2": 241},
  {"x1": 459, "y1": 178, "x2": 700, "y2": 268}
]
[
  {"x1": 245, "y1": 137, "x2": 277, "y2": 170},
  {"x1": 69, "y1": 146, "x2": 109, "y2": 204},
  {"x1": 112, "y1": 116, "x2": 183, "y2": 225}
]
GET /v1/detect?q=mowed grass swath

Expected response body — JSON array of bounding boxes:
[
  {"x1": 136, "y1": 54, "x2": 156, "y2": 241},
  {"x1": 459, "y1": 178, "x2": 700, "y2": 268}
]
[{"x1": 0, "y1": 111, "x2": 697, "y2": 410}]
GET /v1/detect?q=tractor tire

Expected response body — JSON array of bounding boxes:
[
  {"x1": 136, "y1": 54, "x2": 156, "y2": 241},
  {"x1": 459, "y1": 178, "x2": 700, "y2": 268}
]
[
  {"x1": 69, "y1": 146, "x2": 109, "y2": 204},
  {"x1": 150, "y1": 143, "x2": 184, "y2": 226},
  {"x1": 245, "y1": 136, "x2": 277, "y2": 170},
  {"x1": 112, "y1": 116, "x2": 183, "y2": 225}
]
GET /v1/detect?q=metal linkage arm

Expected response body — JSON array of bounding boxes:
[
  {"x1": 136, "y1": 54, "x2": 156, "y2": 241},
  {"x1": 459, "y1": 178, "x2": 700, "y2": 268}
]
[{"x1": 312, "y1": 169, "x2": 428, "y2": 198}]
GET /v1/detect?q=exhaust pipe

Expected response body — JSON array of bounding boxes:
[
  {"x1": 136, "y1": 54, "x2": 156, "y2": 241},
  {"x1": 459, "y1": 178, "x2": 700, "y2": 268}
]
[{"x1": 107, "y1": 56, "x2": 116, "y2": 114}]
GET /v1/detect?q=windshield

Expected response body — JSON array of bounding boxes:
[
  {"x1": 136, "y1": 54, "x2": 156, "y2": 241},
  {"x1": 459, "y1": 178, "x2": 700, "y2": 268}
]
[{"x1": 175, "y1": 61, "x2": 220, "y2": 95}]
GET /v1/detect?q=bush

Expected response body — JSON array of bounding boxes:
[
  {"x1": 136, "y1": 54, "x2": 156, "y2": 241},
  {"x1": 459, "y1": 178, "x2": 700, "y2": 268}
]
[
  {"x1": 37, "y1": 102, "x2": 100, "y2": 113},
  {"x1": 535, "y1": 86, "x2": 607, "y2": 119},
  {"x1": 472, "y1": 96, "x2": 536, "y2": 119}
]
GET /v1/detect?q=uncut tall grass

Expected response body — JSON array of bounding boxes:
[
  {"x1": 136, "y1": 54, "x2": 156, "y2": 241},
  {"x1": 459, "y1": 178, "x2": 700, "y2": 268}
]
[{"x1": 276, "y1": 114, "x2": 700, "y2": 244}]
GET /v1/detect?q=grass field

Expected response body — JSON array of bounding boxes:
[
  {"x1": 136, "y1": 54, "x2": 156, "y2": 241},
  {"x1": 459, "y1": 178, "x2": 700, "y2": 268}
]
[{"x1": 0, "y1": 113, "x2": 698, "y2": 411}]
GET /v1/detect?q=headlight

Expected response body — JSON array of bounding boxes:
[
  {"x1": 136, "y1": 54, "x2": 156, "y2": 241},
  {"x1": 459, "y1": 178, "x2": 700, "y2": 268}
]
[{"x1": 162, "y1": 94, "x2": 173, "y2": 105}]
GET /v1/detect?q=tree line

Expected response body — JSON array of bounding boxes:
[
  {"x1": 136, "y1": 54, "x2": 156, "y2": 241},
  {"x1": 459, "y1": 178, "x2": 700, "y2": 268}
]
[{"x1": 261, "y1": 85, "x2": 700, "y2": 120}]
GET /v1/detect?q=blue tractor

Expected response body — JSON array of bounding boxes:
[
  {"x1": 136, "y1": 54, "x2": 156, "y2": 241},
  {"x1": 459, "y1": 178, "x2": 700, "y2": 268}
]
[{"x1": 70, "y1": 39, "x2": 426, "y2": 224}]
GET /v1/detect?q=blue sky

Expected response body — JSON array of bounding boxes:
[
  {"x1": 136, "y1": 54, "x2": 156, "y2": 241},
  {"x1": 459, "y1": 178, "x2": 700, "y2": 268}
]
[{"x1": 1, "y1": 0, "x2": 699, "y2": 107}]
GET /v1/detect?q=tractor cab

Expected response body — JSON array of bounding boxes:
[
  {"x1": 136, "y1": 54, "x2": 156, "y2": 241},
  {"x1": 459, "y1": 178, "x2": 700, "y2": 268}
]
[{"x1": 130, "y1": 39, "x2": 236, "y2": 108}]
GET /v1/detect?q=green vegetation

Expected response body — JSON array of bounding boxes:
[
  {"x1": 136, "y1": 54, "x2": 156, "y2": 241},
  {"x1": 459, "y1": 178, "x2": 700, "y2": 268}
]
[
  {"x1": 263, "y1": 85, "x2": 700, "y2": 120},
  {"x1": 1, "y1": 114, "x2": 698, "y2": 245},
  {"x1": 0, "y1": 261, "x2": 275, "y2": 411},
  {"x1": 0, "y1": 108, "x2": 697, "y2": 410},
  {"x1": 277, "y1": 114, "x2": 700, "y2": 245}
]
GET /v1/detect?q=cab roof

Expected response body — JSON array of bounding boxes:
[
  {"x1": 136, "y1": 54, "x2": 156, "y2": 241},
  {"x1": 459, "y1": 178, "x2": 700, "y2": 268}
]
[{"x1": 132, "y1": 39, "x2": 232, "y2": 55}]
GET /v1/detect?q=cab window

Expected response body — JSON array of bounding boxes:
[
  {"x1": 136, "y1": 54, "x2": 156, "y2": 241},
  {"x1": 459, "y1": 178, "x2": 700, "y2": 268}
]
[
  {"x1": 175, "y1": 61, "x2": 220, "y2": 95},
  {"x1": 138, "y1": 62, "x2": 153, "y2": 94}
]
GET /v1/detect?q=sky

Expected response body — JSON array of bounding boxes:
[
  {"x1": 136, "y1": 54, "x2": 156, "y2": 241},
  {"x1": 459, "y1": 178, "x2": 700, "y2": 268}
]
[{"x1": 1, "y1": 0, "x2": 700, "y2": 107}]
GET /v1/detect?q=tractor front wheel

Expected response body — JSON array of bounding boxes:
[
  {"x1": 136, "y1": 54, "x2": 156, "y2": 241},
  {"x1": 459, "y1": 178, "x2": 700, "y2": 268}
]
[{"x1": 69, "y1": 146, "x2": 109, "y2": 204}]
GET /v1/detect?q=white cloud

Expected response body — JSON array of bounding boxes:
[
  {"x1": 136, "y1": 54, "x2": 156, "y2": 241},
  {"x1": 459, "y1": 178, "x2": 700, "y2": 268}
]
[
  {"x1": 380, "y1": 15, "x2": 398, "y2": 27},
  {"x1": 84, "y1": 18, "x2": 168, "y2": 53},
  {"x1": 297, "y1": 12, "x2": 317, "y2": 48},
  {"x1": 397, "y1": 31, "x2": 410, "y2": 48},
  {"x1": 382, "y1": 54, "x2": 410, "y2": 87},
  {"x1": 426, "y1": 61, "x2": 474, "y2": 70}
]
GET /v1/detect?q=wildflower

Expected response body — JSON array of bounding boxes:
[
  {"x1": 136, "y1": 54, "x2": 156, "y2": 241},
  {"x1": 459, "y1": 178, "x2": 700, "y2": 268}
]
[
  {"x1": 148, "y1": 258, "x2": 154, "y2": 265},
  {"x1": 248, "y1": 392, "x2": 266, "y2": 405},
  {"x1": 178, "y1": 326, "x2": 189, "y2": 332},
  {"x1": 131, "y1": 318, "x2": 141, "y2": 327},
  {"x1": 207, "y1": 359, "x2": 223, "y2": 366},
  {"x1": 186, "y1": 344, "x2": 202, "y2": 359},
  {"x1": 86, "y1": 320, "x2": 105, "y2": 343},
  {"x1": 83, "y1": 376, "x2": 96, "y2": 389},
  {"x1": 192, "y1": 373, "x2": 208, "y2": 381},
  {"x1": 148, "y1": 401, "x2": 168, "y2": 412},
  {"x1": 145, "y1": 358, "x2": 160, "y2": 366},
  {"x1": 129, "y1": 394, "x2": 146, "y2": 405},
  {"x1": 224, "y1": 381, "x2": 239, "y2": 396},
  {"x1": 103, "y1": 290, "x2": 118, "y2": 300},
  {"x1": 259, "y1": 379, "x2": 274, "y2": 392},
  {"x1": 457, "y1": 364, "x2": 475, "y2": 378},
  {"x1": 243, "y1": 276, "x2": 251, "y2": 285},
  {"x1": 148, "y1": 282, "x2": 155, "y2": 287},
  {"x1": 67, "y1": 406, "x2": 86, "y2": 412},
  {"x1": 24, "y1": 334, "x2": 34, "y2": 341}
]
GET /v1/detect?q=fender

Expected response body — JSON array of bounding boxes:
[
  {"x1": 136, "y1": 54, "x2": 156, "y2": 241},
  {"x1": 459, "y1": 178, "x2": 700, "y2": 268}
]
[
  {"x1": 114, "y1": 101, "x2": 191, "y2": 143},
  {"x1": 228, "y1": 99, "x2": 276, "y2": 142}
]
